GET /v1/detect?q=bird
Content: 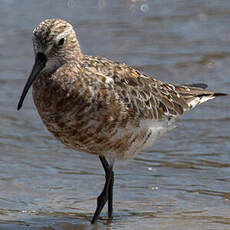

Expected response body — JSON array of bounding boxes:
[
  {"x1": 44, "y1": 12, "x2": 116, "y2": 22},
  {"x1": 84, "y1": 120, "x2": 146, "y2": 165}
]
[{"x1": 17, "y1": 18, "x2": 227, "y2": 224}]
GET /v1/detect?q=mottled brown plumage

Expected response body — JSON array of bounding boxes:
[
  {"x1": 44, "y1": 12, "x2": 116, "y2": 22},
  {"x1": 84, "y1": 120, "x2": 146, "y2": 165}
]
[{"x1": 17, "y1": 19, "x2": 227, "y2": 223}]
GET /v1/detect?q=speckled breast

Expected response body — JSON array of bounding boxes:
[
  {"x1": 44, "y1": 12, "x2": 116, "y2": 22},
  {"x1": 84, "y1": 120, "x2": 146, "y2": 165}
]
[{"x1": 32, "y1": 72, "x2": 152, "y2": 159}]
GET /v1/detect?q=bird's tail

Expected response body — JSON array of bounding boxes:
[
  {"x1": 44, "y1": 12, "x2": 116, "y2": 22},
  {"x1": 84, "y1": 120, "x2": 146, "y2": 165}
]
[{"x1": 174, "y1": 83, "x2": 228, "y2": 111}]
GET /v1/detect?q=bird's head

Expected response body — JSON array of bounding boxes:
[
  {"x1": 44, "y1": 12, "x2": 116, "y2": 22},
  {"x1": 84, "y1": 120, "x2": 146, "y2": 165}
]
[{"x1": 17, "y1": 19, "x2": 82, "y2": 110}]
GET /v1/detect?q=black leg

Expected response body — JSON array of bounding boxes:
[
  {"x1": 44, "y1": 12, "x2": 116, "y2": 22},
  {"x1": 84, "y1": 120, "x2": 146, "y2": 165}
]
[
  {"x1": 91, "y1": 156, "x2": 114, "y2": 224},
  {"x1": 108, "y1": 169, "x2": 114, "y2": 219}
]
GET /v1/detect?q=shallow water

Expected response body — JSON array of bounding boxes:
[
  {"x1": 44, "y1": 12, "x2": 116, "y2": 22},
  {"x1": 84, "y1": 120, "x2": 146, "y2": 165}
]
[{"x1": 0, "y1": 0, "x2": 230, "y2": 229}]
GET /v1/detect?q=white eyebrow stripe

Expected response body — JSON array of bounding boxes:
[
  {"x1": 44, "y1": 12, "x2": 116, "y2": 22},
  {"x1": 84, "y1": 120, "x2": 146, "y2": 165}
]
[{"x1": 55, "y1": 28, "x2": 72, "y2": 41}]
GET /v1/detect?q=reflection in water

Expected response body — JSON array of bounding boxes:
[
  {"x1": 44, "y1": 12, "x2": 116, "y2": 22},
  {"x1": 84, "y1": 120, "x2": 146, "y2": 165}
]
[{"x1": 0, "y1": 0, "x2": 229, "y2": 229}]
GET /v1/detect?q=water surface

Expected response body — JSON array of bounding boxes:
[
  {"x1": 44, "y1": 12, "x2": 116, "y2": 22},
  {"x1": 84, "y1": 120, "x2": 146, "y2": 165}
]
[{"x1": 0, "y1": 0, "x2": 230, "y2": 229}]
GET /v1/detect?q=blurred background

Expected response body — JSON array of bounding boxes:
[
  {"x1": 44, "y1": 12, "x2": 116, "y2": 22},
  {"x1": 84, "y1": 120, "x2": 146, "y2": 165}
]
[{"x1": 0, "y1": 0, "x2": 230, "y2": 229}]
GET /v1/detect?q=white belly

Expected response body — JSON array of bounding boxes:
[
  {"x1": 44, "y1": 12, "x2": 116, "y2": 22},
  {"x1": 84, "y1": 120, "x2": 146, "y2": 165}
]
[{"x1": 106, "y1": 118, "x2": 176, "y2": 160}]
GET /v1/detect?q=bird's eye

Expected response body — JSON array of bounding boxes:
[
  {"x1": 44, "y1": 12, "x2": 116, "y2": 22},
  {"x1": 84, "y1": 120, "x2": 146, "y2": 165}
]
[{"x1": 57, "y1": 38, "x2": 65, "y2": 46}]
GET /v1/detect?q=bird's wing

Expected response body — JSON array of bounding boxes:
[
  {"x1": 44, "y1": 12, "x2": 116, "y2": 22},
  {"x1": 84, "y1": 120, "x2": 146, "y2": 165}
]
[{"x1": 82, "y1": 56, "x2": 224, "y2": 121}]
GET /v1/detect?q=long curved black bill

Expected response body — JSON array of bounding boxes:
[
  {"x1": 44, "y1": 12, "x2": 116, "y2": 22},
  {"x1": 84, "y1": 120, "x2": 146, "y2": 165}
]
[{"x1": 17, "y1": 53, "x2": 47, "y2": 110}]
